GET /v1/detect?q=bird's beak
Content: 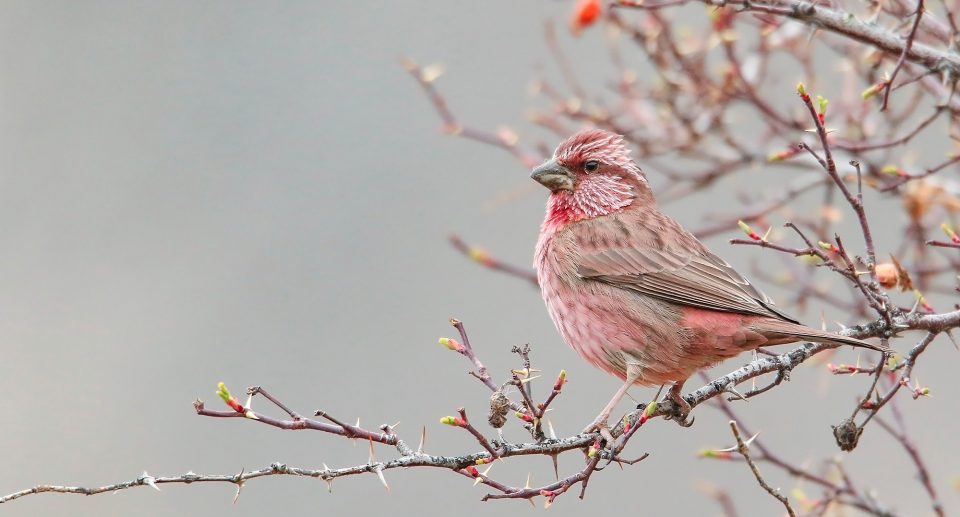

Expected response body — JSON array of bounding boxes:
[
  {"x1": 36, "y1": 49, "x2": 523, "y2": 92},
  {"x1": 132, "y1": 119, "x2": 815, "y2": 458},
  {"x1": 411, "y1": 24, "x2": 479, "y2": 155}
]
[{"x1": 531, "y1": 159, "x2": 574, "y2": 191}]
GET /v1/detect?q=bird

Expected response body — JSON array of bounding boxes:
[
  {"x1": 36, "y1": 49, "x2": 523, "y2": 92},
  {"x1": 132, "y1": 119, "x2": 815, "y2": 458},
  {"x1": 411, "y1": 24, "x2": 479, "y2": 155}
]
[{"x1": 531, "y1": 128, "x2": 890, "y2": 435}]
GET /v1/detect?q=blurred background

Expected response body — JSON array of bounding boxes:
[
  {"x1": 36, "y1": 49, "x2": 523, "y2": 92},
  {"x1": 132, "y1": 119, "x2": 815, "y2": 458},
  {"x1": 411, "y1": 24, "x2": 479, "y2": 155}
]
[{"x1": 1, "y1": 1, "x2": 956, "y2": 515}]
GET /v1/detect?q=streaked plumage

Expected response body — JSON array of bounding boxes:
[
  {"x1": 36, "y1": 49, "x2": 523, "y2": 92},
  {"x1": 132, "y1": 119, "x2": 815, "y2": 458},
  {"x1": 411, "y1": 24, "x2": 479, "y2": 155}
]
[{"x1": 531, "y1": 129, "x2": 889, "y2": 428}]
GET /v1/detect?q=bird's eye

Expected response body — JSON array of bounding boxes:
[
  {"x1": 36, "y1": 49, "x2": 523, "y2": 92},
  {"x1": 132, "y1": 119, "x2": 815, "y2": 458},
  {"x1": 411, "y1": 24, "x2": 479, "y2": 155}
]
[{"x1": 584, "y1": 160, "x2": 600, "y2": 172}]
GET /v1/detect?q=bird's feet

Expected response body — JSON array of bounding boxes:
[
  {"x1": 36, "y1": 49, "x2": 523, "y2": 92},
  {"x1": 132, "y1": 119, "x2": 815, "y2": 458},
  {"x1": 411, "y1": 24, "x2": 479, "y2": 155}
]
[
  {"x1": 582, "y1": 417, "x2": 616, "y2": 445},
  {"x1": 661, "y1": 384, "x2": 695, "y2": 428},
  {"x1": 582, "y1": 416, "x2": 618, "y2": 464}
]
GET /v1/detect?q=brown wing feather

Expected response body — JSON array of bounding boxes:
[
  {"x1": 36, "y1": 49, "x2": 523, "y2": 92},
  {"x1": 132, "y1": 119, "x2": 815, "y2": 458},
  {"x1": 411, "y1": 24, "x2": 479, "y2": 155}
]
[{"x1": 576, "y1": 247, "x2": 799, "y2": 323}]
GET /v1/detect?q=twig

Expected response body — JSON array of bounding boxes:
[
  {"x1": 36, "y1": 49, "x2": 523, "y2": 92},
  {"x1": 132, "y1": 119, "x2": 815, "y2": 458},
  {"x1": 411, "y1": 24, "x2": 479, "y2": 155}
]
[
  {"x1": 874, "y1": 416, "x2": 945, "y2": 517},
  {"x1": 881, "y1": 0, "x2": 926, "y2": 111},
  {"x1": 402, "y1": 58, "x2": 542, "y2": 168},
  {"x1": 927, "y1": 239, "x2": 960, "y2": 249},
  {"x1": 622, "y1": 0, "x2": 960, "y2": 76},
  {"x1": 456, "y1": 408, "x2": 501, "y2": 459},
  {"x1": 449, "y1": 234, "x2": 539, "y2": 286},
  {"x1": 729, "y1": 420, "x2": 796, "y2": 517},
  {"x1": 860, "y1": 332, "x2": 940, "y2": 426},
  {"x1": 5, "y1": 308, "x2": 958, "y2": 506}
]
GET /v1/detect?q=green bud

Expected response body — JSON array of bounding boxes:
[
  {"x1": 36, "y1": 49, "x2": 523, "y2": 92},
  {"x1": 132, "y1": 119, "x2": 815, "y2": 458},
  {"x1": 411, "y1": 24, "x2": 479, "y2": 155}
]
[
  {"x1": 216, "y1": 382, "x2": 232, "y2": 403},
  {"x1": 644, "y1": 401, "x2": 658, "y2": 418}
]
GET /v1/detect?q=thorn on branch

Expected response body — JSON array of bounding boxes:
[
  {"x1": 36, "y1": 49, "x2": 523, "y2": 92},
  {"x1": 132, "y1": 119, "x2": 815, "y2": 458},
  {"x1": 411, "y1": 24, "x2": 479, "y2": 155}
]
[{"x1": 729, "y1": 420, "x2": 797, "y2": 517}]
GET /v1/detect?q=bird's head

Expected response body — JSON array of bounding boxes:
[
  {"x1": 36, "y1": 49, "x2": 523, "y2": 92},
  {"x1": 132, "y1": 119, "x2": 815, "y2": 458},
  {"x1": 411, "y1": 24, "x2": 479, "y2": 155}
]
[{"x1": 532, "y1": 129, "x2": 650, "y2": 225}]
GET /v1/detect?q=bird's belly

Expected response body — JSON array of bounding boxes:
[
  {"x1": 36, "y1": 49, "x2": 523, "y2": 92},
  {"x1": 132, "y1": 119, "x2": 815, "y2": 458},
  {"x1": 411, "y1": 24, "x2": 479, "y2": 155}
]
[
  {"x1": 541, "y1": 278, "x2": 691, "y2": 385},
  {"x1": 541, "y1": 281, "x2": 770, "y2": 385}
]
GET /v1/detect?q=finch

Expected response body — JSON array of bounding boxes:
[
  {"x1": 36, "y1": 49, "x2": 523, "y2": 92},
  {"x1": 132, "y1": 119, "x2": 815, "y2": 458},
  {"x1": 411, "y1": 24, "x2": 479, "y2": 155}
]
[{"x1": 531, "y1": 129, "x2": 890, "y2": 432}]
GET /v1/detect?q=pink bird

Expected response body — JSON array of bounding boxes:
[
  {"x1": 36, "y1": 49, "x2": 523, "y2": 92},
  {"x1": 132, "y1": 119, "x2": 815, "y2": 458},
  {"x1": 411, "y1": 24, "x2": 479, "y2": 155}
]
[{"x1": 532, "y1": 129, "x2": 889, "y2": 435}]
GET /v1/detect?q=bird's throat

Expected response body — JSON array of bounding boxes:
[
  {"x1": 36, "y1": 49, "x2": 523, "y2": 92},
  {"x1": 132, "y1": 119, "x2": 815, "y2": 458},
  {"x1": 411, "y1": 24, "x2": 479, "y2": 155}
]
[{"x1": 543, "y1": 176, "x2": 636, "y2": 229}]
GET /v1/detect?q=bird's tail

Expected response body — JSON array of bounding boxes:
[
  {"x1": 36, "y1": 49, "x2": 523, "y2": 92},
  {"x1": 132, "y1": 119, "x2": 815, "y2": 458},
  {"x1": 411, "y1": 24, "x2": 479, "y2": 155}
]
[{"x1": 755, "y1": 320, "x2": 892, "y2": 353}]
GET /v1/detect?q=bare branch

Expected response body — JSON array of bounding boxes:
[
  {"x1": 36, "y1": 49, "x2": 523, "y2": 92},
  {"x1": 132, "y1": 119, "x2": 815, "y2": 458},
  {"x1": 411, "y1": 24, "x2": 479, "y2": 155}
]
[{"x1": 729, "y1": 420, "x2": 796, "y2": 517}]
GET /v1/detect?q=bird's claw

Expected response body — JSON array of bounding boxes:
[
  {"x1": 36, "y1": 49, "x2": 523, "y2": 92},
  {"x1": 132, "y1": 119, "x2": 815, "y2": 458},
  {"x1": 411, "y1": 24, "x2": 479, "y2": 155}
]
[
  {"x1": 582, "y1": 418, "x2": 617, "y2": 459},
  {"x1": 674, "y1": 413, "x2": 695, "y2": 427},
  {"x1": 661, "y1": 397, "x2": 695, "y2": 428},
  {"x1": 582, "y1": 418, "x2": 616, "y2": 443}
]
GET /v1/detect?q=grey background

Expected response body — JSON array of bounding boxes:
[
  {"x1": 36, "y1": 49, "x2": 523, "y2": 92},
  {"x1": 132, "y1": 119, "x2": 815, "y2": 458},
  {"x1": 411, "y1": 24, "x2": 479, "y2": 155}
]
[{"x1": 1, "y1": 1, "x2": 956, "y2": 516}]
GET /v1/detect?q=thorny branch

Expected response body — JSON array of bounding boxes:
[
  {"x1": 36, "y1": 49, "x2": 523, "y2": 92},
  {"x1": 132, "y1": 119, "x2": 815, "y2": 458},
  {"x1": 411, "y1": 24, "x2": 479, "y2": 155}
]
[
  {"x1": 397, "y1": 0, "x2": 960, "y2": 510},
  {"x1": 875, "y1": 416, "x2": 945, "y2": 517},
  {"x1": 4, "y1": 309, "x2": 957, "y2": 507},
  {"x1": 728, "y1": 420, "x2": 796, "y2": 517},
  {"x1": 448, "y1": 234, "x2": 539, "y2": 286},
  {"x1": 5, "y1": 0, "x2": 960, "y2": 512},
  {"x1": 706, "y1": 390, "x2": 897, "y2": 515},
  {"x1": 622, "y1": 0, "x2": 960, "y2": 80}
]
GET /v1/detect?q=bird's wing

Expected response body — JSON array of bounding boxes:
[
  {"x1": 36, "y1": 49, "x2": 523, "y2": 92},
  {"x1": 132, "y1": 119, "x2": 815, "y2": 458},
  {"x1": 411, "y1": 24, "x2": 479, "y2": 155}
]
[{"x1": 576, "y1": 247, "x2": 798, "y2": 323}]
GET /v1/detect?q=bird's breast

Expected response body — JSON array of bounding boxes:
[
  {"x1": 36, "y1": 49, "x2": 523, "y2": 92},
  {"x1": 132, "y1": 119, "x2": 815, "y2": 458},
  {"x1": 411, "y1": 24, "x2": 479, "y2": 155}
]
[{"x1": 536, "y1": 237, "x2": 687, "y2": 383}]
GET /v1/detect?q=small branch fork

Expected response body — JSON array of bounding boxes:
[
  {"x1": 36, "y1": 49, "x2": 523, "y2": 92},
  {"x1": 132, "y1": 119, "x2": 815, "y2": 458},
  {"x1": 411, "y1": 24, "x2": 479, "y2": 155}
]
[
  {"x1": 857, "y1": 332, "x2": 939, "y2": 427},
  {"x1": 880, "y1": 0, "x2": 926, "y2": 111},
  {"x1": 619, "y1": 0, "x2": 958, "y2": 77},
  {"x1": 728, "y1": 420, "x2": 796, "y2": 517},
  {"x1": 796, "y1": 86, "x2": 892, "y2": 321},
  {"x1": 402, "y1": 59, "x2": 543, "y2": 169},
  {"x1": 706, "y1": 393, "x2": 897, "y2": 515}
]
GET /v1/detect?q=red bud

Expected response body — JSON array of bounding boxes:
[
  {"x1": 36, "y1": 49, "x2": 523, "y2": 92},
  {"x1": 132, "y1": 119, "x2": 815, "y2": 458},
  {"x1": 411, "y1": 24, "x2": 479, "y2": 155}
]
[
  {"x1": 553, "y1": 370, "x2": 567, "y2": 391},
  {"x1": 699, "y1": 449, "x2": 734, "y2": 460},
  {"x1": 571, "y1": 0, "x2": 601, "y2": 33},
  {"x1": 515, "y1": 411, "x2": 534, "y2": 423},
  {"x1": 438, "y1": 337, "x2": 465, "y2": 353},
  {"x1": 440, "y1": 416, "x2": 467, "y2": 427}
]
